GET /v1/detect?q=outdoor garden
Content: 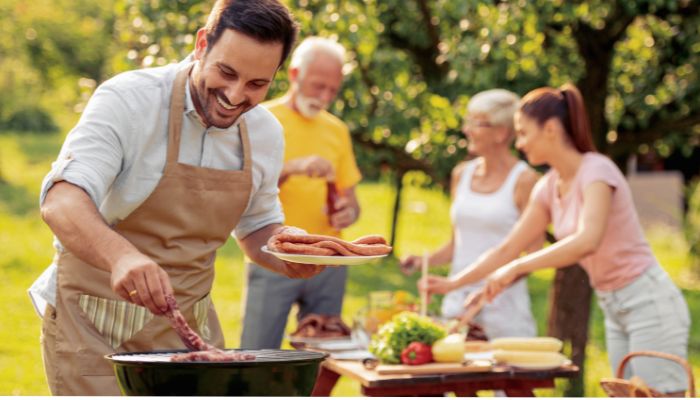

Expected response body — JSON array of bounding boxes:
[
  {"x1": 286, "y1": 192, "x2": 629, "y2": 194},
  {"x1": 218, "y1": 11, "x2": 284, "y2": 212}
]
[{"x1": 1, "y1": 0, "x2": 699, "y2": 396}]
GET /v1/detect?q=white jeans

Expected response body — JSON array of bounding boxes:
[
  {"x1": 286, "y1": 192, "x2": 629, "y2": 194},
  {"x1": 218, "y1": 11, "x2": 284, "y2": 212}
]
[{"x1": 595, "y1": 264, "x2": 690, "y2": 393}]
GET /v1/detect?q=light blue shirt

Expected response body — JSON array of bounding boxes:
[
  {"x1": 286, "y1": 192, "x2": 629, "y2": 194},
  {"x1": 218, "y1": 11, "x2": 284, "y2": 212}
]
[{"x1": 29, "y1": 60, "x2": 285, "y2": 316}]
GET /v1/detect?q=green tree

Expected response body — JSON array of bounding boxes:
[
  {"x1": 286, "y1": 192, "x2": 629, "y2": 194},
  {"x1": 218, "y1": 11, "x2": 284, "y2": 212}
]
[{"x1": 0, "y1": 0, "x2": 116, "y2": 130}]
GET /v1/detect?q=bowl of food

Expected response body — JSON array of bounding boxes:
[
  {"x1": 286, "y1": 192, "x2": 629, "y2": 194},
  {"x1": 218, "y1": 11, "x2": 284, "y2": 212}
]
[{"x1": 106, "y1": 349, "x2": 326, "y2": 396}]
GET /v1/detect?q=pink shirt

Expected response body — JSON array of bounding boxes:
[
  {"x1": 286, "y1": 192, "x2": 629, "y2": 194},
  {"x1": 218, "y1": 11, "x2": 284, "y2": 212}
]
[{"x1": 533, "y1": 152, "x2": 656, "y2": 291}]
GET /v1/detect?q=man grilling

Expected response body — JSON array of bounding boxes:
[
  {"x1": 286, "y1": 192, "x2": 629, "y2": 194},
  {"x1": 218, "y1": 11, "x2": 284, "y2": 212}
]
[{"x1": 29, "y1": 0, "x2": 323, "y2": 395}]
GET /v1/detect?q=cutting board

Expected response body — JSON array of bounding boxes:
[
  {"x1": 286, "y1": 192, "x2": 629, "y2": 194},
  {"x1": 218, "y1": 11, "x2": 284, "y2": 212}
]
[{"x1": 375, "y1": 359, "x2": 492, "y2": 375}]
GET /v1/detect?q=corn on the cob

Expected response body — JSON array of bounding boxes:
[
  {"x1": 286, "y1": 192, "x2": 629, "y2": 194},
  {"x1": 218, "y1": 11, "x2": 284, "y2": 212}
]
[
  {"x1": 489, "y1": 337, "x2": 563, "y2": 352},
  {"x1": 493, "y1": 349, "x2": 567, "y2": 368},
  {"x1": 464, "y1": 340, "x2": 491, "y2": 353}
]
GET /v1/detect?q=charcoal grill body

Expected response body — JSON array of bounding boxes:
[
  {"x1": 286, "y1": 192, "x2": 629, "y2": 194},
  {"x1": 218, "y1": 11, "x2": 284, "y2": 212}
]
[{"x1": 106, "y1": 349, "x2": 326, "y2": 396}]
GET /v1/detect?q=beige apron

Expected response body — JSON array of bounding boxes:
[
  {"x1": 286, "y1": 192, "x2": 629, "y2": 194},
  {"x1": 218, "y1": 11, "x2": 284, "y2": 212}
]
[{"x1": 41, "y1": 64, "x2": 253, "y2": 395}]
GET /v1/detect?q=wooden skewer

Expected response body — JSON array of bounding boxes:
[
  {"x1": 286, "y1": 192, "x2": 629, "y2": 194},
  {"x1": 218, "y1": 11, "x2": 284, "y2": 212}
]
[{"x1": 458, "y1": 290, "x2": 487, "y2": 330}]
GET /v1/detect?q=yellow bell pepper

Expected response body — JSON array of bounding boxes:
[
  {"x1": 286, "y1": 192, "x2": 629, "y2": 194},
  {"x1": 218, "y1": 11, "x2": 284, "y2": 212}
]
[{"x1": 431, "y1": 333, "x2": 466, "y2": 363}]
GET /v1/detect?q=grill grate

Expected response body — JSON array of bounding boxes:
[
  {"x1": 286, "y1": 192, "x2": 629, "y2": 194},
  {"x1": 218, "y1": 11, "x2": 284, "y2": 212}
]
[
  {"x1": 249, "y1": 349, "x2": 325, "y2": 361},
  {"x1": 109, "y1": 349, "x2": 326, "y2": 364}
]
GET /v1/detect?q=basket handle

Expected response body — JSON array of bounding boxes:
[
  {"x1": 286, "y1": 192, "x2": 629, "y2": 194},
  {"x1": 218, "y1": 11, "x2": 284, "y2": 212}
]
[{"x1": 616, "y1": 350, "x2": 695, "y2": 397}]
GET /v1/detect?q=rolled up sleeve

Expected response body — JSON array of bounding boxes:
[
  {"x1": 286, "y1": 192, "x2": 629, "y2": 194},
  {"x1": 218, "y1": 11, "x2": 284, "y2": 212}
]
[
  {"x1": 233, "y1": 126, "x2": 285, "y2": 239},
  {"x1": 39, "y1": 85, "x2": 132, "y2": 207}
]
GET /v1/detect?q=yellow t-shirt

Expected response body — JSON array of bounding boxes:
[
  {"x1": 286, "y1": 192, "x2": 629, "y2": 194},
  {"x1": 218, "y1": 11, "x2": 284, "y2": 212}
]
[{"x1": 264, "y1": 98, "x2": 362, "y2": 237}]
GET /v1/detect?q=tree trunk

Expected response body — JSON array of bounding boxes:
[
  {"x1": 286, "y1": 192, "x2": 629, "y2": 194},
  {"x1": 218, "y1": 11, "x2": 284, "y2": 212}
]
[
  {"x1": 388, "y1": 169, "x2": 405, "y2": 251},
  {"x1": 547, "y1": 264, "x2": 592, "y2": 397}
]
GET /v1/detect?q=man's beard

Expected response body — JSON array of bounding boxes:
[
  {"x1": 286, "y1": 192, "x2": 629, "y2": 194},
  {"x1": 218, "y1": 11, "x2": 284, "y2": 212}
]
[
  {"x1": 294, "y1": 92, "x2": 328, "y2": 119},
  {"x1": 193, "y1": 80, "x2": 247, "y2": 129}
]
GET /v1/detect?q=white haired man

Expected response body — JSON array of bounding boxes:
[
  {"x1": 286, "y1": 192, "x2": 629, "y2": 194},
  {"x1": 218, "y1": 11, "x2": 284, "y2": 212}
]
[{"x1": 241, "y1": 37, "x2": 361, "y2": 349}]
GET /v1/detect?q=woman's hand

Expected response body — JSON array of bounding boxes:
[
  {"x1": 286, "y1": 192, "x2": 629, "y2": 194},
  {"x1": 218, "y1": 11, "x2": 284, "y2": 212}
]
[
  {"x1": 483, "y1": 261, "x2": 521, "y2": 302},
  {"x1": 399, "y1": 255, "x2": 422, "y2": 275},
  {"x1": 418, "y1": 275, "x2": 456, "y2": 296}
]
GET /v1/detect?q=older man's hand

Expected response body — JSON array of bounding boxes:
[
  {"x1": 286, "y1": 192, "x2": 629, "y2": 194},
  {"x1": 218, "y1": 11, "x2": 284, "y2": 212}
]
[{"x1": 280, "y1": 261, "x2": 327, "y2": 278}]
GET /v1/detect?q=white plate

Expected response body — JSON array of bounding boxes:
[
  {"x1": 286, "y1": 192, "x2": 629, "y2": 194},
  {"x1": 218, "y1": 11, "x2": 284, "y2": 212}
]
[
  {"x1": 287, "y1": 335, "x2": 351, "y2": 345},
  {"x1": 464, "y1": 351, "x2": 494, "y2": 362},
  {"x1": 313, "y1": 339, "x2": 362, "y2": 352},
  {"x1": 261, "y1": 245, "x2": 388, "y2": 266},
  {"x1": 328, "y1": 350, "x2": 375, "y2": 361}
]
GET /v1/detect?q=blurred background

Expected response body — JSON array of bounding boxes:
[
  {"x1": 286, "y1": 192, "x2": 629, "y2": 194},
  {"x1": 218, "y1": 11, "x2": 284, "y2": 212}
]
[{"x1": 1, "y1": 0, "x2": 698, "y2": 396}]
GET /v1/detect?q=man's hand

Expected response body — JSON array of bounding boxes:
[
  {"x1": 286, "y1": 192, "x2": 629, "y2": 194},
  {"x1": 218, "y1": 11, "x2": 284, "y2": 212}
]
[
  {"x1": 279, "y1": 261, "x2": 327, "y2": 278},
  {"x1": 281, "y1": 155, "x2": 335, "y2": 182},
  {"x1": 239, "y1": 224, "x2": 328, "y2": 279},
  {"x1": 111, "y1": 252, "x2": 173, "y2": 315},
  {"x1": 399, "y1": 255, "x2": 422, "y2": 275},
  {"x1": 41, "y1": 181, "x2": 174, "y2": 315},
  {"x1": 329, "y1": 196, "x2": 357, "y2": 229},
  {"x1": 298, "y1": 155, "x2": 334, "y2": 179}
]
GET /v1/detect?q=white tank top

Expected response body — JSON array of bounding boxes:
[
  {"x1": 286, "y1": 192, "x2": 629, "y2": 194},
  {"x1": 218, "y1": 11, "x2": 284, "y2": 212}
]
[
  {"x1": 442, "y1": 159, "x2": 528, "y2": 317},
  {"x1": 450, "y1": 159, "x2": 527, "y2": 273}
]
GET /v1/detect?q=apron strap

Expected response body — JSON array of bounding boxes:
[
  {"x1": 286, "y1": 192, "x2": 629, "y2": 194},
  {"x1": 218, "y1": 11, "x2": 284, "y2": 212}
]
[
  {"x1": 239, "y1": 119, "x2": 252, "y2": 173},
  {"x1": 166, "y1": 63, "x2": 193, "y2": 164}
]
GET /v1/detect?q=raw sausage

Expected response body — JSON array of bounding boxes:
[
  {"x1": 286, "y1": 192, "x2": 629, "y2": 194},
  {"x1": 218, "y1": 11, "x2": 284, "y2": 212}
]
[
  {"x1": 164, "y1": 294, "x2": 256, "y2": 362},
  {"x1": 170, "y1": 350, "x2": 256, "y2": 362}
]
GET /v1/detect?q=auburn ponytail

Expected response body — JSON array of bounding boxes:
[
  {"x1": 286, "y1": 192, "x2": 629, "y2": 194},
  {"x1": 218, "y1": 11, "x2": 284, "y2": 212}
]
[{"x1": 519, "y1": 83, "x2": 596, "y2": 153}]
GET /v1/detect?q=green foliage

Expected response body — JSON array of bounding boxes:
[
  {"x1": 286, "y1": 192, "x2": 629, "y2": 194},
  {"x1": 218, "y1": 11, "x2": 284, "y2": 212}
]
[
  {"x1": 276, "y1": 0, "x2": 699, "y2": 184},
  {"x1": 20, "y1": 0, "x2": 115, "y2": 81},
  {"x1": 686, "y1": 179, "x2": 700, "y2": 264},
  {"x1": 368, "y1": 311, "x2": 446, "y2": 364},
  {"x1": 3, "y1": 107, "x2": 58, "y2": 133},
  {"x1": 1, "y1": 1, "x2": 699, "y2": 183},
  {"x1": 110, "y1": 0, "x2": 209, "y2": 71},
  {"x1": 0, "y1": 0, "x2": 116, "y2": 131},
  {"x1": 3, "y1": 1, "x2": 696, "y2": 184}
]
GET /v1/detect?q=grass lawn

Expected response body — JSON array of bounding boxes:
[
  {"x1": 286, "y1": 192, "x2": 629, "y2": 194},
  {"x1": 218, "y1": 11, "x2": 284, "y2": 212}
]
[{"x1": 0, "y1": 131, "x2": 697, "y2": 396}]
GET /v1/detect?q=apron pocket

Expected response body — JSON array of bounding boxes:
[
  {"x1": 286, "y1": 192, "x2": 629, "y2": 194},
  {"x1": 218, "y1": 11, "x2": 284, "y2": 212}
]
[
  {"x1": 193, "y1": 293, "x2": 212, "y2": 342},
  {"x1": 78, "y1": 294, "x2": 154, "y2": 349}
]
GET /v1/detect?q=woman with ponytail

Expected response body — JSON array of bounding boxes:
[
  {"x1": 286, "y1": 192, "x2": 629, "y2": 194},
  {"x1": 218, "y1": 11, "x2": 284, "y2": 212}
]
[{"x1": 421, "y1": 84, "x2": 690, "y2": 395}]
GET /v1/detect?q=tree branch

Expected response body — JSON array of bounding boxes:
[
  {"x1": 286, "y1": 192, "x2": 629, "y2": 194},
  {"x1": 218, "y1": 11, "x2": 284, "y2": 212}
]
[
  {"x1": 416, "y1": 0, "x2": 441, "y2": 55},
  {"x1": 381, "y1": 2, "x2": 448, "y2": 86},
  {"x1": 617, "y1": 111, "x2": 700, "y2": 146},
  {"x1": 350, "y1": 130, "x2": 436, "y2": 177},
  {"x1": 649, "y1": 1, "x2": 700, "y2": 20}
]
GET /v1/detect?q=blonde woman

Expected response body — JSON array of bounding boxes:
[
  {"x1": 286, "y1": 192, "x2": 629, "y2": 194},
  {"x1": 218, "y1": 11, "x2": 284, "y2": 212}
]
[
  {"x1": 422, "y1": 84, "x2": 690, "y2": 395},
  {"x1": 402, "y1": 89, "x2": 539, "y2": 339}
]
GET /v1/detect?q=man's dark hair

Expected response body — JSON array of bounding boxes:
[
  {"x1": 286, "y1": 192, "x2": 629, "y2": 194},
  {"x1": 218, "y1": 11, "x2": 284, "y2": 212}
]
[{"x1": 204, "y1": 0, "x2": 298, "y2": 67}]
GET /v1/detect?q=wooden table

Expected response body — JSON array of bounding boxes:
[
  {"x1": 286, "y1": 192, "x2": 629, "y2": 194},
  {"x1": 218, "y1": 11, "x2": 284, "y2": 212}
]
[{"x1": 311, "y1": 358, "x2": 579, "y2": 397}]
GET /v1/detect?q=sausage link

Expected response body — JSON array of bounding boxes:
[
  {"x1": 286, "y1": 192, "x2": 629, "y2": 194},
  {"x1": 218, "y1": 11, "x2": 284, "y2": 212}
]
[
  {"x1": 277, "y1": 242, "x2": 337, "y2": 256},
  {"x1": 352, "y1": 235, "x2": 388, "y2": 245},
  {"x1": 271, "y1": 233, "x2": 391, "y2": 256}
]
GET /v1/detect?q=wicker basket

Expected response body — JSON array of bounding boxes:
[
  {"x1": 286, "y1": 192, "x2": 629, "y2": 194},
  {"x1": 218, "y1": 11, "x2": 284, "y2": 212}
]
[{"x1": 600, "y1": 351, "x2": 695, "y2": 397}]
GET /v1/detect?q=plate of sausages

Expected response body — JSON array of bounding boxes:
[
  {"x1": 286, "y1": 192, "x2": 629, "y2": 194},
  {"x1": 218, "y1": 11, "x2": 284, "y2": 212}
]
[
  {"x1": 262, "y1": 245, "x2": 388, "y2": 265},
  {"x1": 262, "y1": 228, "x2": 392, "y2": 266}
]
